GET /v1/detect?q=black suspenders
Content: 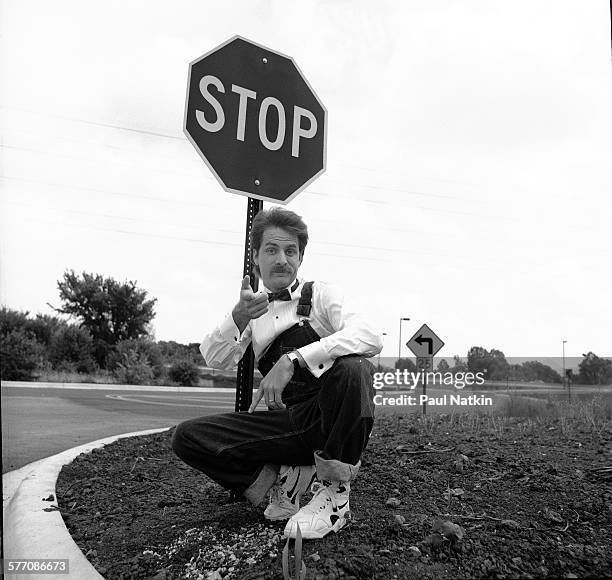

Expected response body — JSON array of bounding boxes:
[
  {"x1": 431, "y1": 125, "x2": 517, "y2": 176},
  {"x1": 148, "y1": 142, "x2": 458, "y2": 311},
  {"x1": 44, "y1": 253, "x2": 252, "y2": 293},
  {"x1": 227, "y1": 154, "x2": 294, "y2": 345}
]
[{"x1": 296, "y1": 281, "x2": 314, "y2": 317}]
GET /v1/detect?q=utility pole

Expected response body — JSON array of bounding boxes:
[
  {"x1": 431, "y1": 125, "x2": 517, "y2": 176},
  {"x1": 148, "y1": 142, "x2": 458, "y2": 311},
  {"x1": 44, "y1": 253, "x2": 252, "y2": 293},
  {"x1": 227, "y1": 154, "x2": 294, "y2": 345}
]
[
  {"x1": 562, "y1": 340, "x2": 567, "y2": 401},
  {"x1": 378, "y1": 332, "x2": 387, "y2": 371},
  {"x1": 398, "y1": 317, "x2": 410, "y2": 364}
]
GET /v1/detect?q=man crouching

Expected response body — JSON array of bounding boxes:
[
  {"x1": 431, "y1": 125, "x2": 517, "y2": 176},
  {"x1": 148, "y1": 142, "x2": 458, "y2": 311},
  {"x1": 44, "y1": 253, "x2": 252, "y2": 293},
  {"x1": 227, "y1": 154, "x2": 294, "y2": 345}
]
[{"x1": 171, "y1": 207, "x2": 382, "y2": 539}]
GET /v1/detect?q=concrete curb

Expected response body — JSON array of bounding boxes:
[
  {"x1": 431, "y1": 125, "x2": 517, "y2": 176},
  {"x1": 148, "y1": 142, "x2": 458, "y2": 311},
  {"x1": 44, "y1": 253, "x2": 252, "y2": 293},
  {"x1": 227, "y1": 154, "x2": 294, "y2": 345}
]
[
  {"x1": 3, "y1": 427, "x2": 172, "y2": 580},
  {"x1": 1, "y1": 381, "x2": 240, "y2": 393}
]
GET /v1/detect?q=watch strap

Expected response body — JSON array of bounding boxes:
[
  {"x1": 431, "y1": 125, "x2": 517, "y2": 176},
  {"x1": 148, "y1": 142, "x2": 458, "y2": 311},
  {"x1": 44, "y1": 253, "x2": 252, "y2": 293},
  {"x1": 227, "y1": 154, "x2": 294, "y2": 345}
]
[{"x1": 287, "y1": 352, "x2": 301, "y2": 373}]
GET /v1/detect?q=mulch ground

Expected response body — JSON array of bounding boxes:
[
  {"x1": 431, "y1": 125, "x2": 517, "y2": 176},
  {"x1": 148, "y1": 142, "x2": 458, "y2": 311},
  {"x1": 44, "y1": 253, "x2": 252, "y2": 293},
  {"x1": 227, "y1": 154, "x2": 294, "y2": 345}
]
[{"x1": 56, "y1": 413, "x2": 612, "y2": 579}]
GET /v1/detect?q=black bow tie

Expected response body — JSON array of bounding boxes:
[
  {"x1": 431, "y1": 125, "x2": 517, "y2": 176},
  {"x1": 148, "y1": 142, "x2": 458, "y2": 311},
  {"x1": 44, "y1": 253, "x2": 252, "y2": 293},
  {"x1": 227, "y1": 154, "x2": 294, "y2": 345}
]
[
  {"x1": 267, "y1": 280, "x2": 299, "y2": 302},
  {"x1": 267, "y1": 289, "x2": 292, "y2": 302}
]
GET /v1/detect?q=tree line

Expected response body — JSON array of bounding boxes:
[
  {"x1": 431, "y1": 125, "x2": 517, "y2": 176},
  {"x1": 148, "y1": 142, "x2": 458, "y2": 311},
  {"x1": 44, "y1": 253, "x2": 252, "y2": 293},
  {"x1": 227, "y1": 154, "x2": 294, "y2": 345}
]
[
  {"x1": 1, "y1": 271, "x2": 203, "y2": 386},
  {"x1": 395, "y1": 346, "x2": 612, "y2": 386}
]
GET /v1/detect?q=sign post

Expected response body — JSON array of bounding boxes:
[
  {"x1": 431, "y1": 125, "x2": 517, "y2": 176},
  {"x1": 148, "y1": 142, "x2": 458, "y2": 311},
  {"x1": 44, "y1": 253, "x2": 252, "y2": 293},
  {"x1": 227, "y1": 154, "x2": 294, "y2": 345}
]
[
  {"x1": 184, "y1": 36, "x2": 327, "y2": 412},
  {"x1": 407, "y1": 324, "x2": 445, "y2": 414},
  {"x1": 234, "y1": 198, "x2": 263, "y2": 413}
]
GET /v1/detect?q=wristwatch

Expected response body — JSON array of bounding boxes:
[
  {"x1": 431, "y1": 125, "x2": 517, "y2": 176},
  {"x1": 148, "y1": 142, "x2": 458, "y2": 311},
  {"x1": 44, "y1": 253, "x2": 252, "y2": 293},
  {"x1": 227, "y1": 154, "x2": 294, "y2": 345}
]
[{"x1": 286, "y1": 352, "x2": 301, "y2": 373}]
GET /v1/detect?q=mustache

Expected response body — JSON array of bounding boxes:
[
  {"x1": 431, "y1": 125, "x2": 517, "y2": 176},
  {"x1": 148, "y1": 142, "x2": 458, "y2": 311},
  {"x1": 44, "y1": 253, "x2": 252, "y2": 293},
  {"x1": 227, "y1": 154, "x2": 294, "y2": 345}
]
[{"x1": 271, "y1": 267, "x2": 292, "y2": 273}]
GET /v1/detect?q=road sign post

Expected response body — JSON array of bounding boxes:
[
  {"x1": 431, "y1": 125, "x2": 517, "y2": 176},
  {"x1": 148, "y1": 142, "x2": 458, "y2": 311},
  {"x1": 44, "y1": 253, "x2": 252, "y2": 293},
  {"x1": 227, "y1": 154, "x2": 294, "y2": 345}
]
[
  {"x1": 184, "y1": 36, "x2": 327, "y2": 413},
  {"x1": 417, "y1": 356, "x2": 433, "y2": 415},
  {"x1": 407, "y1": 324, "x2": 445, "y2": 415},
  {"x1": 234, "y1": 198, "x2": 263, "y2": 413}
]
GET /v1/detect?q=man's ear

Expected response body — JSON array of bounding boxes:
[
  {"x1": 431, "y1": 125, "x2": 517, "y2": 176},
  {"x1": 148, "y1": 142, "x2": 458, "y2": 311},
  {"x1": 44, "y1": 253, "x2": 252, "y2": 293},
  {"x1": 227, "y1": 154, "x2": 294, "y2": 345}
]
[{"x1": 251, "y1": 249, "x2": 261, "y2": 279}]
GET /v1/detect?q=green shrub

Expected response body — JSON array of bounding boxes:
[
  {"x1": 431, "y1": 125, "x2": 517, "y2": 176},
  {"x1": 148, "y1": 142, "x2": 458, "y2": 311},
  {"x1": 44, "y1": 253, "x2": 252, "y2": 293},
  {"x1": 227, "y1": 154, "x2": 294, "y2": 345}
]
[
  {"x1": 158, "y1": 341, "x2": 202, "y2": 366},
  {"x1": 49, "y1": 325, "x2": 96, "y2": 373},
  {"x1": 169, "y1": 360, "x2": 200, "y2": 387},
  {"x1": 0, "y1": 307, "x2": 29, "y2": 336},
  {"x1": 108, "y1": 339, "x2": 165, "y2": 378},
  {"x1": 113, "y1": 350, "x2": 155, "y2": 385},
  {"x1": 0, "y1": 328, "x2": 45, "y2": 380},
  {"x1": 26, "y1": 314, "x2": 66, "y2": 349}
]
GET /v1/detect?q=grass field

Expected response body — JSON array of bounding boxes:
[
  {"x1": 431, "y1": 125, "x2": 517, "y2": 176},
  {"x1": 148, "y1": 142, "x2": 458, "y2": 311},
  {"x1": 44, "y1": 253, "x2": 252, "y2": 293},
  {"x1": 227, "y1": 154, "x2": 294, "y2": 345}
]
[{"x1": 374, "y1": 384, "x2": 612, "y2": 428}]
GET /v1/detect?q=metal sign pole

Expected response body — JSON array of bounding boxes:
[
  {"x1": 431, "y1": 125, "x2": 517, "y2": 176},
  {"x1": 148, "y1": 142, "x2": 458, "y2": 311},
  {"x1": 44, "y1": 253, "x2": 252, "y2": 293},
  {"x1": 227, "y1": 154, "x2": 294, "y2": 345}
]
[
  {"x1": 235, "y1": 197, "x2": 263, "y2": 413},
  {"x1": 422, "y1": 360, "x2": 427, "y2": 415},
  {"x1": 408, "y1": 325, "x2": 444, "y2": 417}
]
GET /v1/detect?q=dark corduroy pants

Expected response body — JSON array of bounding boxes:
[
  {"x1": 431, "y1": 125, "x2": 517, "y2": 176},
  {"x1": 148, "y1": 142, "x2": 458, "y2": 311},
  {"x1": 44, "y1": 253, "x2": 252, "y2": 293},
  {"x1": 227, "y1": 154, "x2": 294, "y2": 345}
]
[{"x1": 171, "y1": 355, "x2": 375, "y2": 498}]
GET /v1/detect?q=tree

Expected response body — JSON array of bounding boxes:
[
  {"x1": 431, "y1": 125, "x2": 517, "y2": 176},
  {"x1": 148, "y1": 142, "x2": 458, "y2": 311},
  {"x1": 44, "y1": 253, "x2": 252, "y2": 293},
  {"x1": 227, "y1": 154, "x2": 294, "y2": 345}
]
[
  {"x1": 467, "y1": 346, "x2": 489, "y2": 374},
  {"x1": 578, "y1": 352, "x2": 612, "y2": 385},
  {"x1": 53, "y1": 271, "x2": 157, "y2": 366},
  {"x1": 451, "y1": 355, "x2": 468, "y2": 374},
  {"x1": 0, "y1": 328, "x2": 45, "y2": 380},
  {"x1": 436, "y1": 359, "x2": 450, "y2": 372},
  {"x1": 521, "y1": 361, "x2": 561, "y2": 384},
  {"x1": 395, "y1": 357, "x2": 417, "y2": 372},
  {"x1": 467, "y1": 346, "x2": 509, "y2": 380},
  {"x1": 26, "y1": 314, "x2": 66, "y2": 348},
  {"x1": 488, "y1": 349, "x2": 510, "y2": 380},
  {"x1": 0, "y1": 306, "x2": 29, "y2": 336},
  {"x1": 49, "y1": 325, "x2": 96, "y2": 373},
  {"x1": 169, "y1": 360, "x2": 200, "y2": 387},
  {"x1": 158, "y1": 340, "x2": 202, "y2": 365},
  {"x1": 0, "y1": 308, "x2": 47, "y2": 379}
]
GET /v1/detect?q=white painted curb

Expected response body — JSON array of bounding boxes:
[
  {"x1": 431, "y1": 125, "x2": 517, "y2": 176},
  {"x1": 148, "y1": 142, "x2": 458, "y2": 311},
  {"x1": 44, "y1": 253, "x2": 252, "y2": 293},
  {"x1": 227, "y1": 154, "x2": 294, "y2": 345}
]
[{"x1": 3, "y1": 427, "x2": 172, "y2": 580}]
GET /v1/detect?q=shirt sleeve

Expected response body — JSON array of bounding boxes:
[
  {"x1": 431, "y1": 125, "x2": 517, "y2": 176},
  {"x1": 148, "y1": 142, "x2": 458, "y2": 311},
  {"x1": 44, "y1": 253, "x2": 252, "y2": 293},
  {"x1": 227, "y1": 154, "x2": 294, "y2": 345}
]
[
  {"x1": 200, "y1": 312, "x2": 252, "y2": 370},
  {"x1": 297, "y1": 282, "x2": 383, "y2": 378}
]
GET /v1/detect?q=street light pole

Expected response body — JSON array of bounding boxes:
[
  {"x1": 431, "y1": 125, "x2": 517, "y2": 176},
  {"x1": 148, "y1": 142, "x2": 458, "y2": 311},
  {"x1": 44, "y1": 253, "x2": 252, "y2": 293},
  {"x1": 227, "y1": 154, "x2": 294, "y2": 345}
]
[
  {"x1": 378, "y1": 332, "x2": 387, "y2": 371},
  {"x1": 563, "y1": 340, "x2": 568, "y2": 400},
  {"x1": 398, "y1": 317, "x2": 410, "y2": 364}
]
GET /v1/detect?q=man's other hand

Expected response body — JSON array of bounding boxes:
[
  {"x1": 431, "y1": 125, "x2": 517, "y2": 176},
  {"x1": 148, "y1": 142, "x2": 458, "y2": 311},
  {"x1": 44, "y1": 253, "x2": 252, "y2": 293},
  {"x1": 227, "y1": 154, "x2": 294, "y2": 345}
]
[
  {"x1": 248, "y1": 355, "x2": 293, "y2": 413},
  {"x1": 232, "y1": 275, "x2": 269, "y2": 332}
]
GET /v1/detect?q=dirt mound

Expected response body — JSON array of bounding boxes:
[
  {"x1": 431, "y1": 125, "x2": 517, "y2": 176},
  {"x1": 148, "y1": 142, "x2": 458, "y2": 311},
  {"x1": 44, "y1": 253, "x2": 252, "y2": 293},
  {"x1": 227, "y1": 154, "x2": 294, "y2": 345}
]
[{"x1": 56, "y1": 413, "x2": 612, "y2": 579}]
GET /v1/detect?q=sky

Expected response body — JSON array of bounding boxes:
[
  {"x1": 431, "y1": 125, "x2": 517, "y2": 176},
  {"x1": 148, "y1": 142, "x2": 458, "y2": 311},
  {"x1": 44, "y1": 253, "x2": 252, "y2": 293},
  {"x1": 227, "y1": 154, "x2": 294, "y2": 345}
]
[{"x1": 1, "y1": 0, "x2": 611, "y2": 362}]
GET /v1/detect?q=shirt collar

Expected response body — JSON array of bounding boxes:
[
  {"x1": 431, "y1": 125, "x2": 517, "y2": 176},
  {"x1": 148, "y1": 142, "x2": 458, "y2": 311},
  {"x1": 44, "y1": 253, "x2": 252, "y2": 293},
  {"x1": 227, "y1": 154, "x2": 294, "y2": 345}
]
[{"x1": 262, "y1": 278, "x2": 301, "y2": 296}]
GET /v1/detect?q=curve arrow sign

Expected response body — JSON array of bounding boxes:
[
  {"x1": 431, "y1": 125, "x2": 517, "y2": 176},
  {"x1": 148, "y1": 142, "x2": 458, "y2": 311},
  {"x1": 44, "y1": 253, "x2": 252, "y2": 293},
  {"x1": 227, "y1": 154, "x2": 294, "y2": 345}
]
[
  {"x1": 407, "y1": 324, "x2": 445, "y2": 358},
  {"x1": 415, "y1": 335, "x2": 434, "y2": 355}
]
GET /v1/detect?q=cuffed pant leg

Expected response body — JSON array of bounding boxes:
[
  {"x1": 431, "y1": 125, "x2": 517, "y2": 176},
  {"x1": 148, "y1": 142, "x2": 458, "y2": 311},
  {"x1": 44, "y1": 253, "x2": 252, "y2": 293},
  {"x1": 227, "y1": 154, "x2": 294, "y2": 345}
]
[{"x1": 313, "y1": 450, "x2": 361, "y2": 482}]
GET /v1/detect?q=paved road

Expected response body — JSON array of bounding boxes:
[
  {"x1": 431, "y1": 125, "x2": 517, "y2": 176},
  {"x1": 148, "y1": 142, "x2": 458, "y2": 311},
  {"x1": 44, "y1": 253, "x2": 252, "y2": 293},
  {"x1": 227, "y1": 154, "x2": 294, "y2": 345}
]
[
  {"x1": 4, "y1": 381, "x2": 609, "y2": 473},
  {"x1": 1, "y1": 383, "x2": 236, "y2": 473}
]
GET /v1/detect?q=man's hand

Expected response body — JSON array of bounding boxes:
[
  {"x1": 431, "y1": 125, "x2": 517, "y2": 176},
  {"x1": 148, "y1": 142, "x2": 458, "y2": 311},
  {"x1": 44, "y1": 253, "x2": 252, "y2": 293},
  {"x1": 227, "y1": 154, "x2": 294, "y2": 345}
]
[
  {"x1": 232, "y1": 275, "x2": 269, "y2": 333},
  {"x1": 249, "y1": 355, "x2": 294, "y2": 413}
]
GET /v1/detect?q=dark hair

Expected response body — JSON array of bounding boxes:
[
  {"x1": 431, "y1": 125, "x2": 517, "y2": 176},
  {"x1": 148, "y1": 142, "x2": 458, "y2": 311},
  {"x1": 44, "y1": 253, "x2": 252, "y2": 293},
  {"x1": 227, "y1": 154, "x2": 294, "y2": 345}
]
[{"x1": 250, "y1": 208, "x2": 309, "y2": 273}]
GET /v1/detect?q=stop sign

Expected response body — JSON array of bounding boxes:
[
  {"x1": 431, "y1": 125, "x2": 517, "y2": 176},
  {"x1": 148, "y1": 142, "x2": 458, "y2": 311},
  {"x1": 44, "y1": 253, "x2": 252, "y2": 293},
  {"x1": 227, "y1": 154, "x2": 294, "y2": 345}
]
[{"x1": 184, "y1": 36, "x2": 327, "y2": 204}]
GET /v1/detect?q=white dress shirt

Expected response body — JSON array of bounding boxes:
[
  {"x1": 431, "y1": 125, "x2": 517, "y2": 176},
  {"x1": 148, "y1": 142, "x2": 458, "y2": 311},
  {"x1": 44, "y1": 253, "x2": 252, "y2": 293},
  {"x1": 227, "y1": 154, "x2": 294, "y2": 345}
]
[{"x1": 200, "y1": 278, "x2": 383, "y2": 378}]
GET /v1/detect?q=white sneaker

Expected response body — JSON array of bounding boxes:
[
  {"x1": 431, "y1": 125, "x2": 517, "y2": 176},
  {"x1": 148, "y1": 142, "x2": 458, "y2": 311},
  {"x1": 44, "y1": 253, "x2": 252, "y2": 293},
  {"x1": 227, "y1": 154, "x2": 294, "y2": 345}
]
[
  {"x1": 264, "y1": 465, "x2": 317, "y2": 521},
  {"x1": 283, "y1": 480, "x2": 351, "y2": 539}
]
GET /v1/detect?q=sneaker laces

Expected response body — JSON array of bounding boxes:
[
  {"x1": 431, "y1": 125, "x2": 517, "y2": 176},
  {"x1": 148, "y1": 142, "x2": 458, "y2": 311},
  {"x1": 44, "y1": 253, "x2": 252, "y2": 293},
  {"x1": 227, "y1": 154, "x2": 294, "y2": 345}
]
[
  {"x1": 298, "y1": 482, "x2": 333, "y2": 515},
  {"x1": 268, "y1": 483, "x2": 282, "y2": 505}
]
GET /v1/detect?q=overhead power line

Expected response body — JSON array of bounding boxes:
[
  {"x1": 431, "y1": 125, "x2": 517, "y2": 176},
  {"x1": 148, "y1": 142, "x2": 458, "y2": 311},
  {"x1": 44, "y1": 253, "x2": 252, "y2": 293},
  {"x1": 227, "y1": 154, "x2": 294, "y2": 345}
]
[
  {"x1": 2, "y1": 199, "x2": 459, "y2": 258},
  {"x1": 1, "y1": 105, "x2": 492, "y2": 202},
  {"x1": 1, "y1": 105, "x2": 185, "y2": 141},
  {"x1": 12, "y1": 215, "x2": 391, "y2": 263}
]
